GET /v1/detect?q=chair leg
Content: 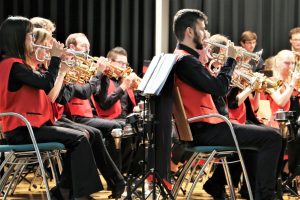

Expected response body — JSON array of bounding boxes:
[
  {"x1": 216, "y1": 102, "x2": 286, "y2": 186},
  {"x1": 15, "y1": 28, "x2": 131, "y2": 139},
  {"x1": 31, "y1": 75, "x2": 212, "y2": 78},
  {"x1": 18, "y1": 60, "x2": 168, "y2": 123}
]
[
  {"x1": 186, "y1": 151, "x2": 217, "y2": 199},
  {"x1": 222, "y1": 157, "x2": 236, "y2": 200},
  {"x1": 172, "y1": 152, "x2": 199, "y2": 197}
]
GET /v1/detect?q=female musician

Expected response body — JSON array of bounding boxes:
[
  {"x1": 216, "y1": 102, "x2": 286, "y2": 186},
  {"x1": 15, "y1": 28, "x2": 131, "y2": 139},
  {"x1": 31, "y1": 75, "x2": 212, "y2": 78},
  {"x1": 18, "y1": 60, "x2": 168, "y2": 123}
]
[
  {"x1": 29, "y1": 29, "x2": 126, "y2": 198},
  {"x1": 0, "y1": 16, "x2": 102, "y2": 200},
  {"x1": 266, "y1": 50, "x2": 300, "y2": 128}
]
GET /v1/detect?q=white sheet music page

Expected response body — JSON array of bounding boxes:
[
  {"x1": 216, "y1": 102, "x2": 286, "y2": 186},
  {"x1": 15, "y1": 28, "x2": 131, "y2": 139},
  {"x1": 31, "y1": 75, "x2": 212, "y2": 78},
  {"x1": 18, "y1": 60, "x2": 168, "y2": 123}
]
[{"x1": 144, "y1": 54, "x2": 177, "y2": 95}]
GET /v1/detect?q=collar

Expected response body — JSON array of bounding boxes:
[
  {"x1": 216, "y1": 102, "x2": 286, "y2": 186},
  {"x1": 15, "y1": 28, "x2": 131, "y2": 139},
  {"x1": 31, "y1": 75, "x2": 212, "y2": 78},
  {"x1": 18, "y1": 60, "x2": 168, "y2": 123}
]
[{"x1": 176, "y1": 43, "x2": 200, "y2": 58}]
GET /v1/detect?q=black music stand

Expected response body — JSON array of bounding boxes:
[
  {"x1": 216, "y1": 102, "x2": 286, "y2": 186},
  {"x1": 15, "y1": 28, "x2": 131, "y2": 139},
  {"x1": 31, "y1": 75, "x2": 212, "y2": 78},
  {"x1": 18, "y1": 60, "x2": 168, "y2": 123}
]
[{"x1": 125, "y1": 53, "x2": 177, "y2": 200}]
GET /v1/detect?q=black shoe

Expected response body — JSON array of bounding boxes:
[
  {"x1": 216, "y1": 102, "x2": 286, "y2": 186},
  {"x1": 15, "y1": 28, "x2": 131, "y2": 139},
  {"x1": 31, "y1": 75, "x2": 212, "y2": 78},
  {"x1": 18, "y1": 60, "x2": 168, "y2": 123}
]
[
  {"x1": 108, "y1": 180, "x2": 126, "y2": 199},
  {"x1": 50, "y1": 186, "x2": 64, "y2": 200},
  {"x1": 203, "y1": 180, "x2": 227, "y2": 200}
]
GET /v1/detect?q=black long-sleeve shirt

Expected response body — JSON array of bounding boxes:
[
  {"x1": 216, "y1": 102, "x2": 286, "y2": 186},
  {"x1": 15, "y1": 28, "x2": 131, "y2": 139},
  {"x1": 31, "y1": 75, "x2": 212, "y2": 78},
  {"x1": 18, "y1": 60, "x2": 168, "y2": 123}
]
[
  {"x1": 174, "y1": 43, "x2": 237, "y2": 116},
  {"x1": 55, "y1": 72, "x2": 102, "y2": 105},
  {"x1": 7, "y1": 57, "x2": 60, "y2": 94}
]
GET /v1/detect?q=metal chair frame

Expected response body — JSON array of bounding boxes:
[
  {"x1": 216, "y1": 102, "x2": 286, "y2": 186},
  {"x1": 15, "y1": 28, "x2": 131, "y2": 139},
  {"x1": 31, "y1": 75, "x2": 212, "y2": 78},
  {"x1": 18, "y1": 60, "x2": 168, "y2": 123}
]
[
  {"x1": 171, "y1": 87, "x2": 253, "y2": 200},
  {"x1": 0, "y1": 112, "x2": 64, "y2": 200}
]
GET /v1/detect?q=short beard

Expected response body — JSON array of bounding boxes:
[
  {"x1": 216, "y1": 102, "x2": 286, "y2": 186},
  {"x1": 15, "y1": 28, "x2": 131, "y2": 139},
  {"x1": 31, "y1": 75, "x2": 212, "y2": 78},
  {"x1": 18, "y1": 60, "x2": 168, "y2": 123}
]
[{"x1": 193, "y1": 27, "x2": 203, "y2": 50}]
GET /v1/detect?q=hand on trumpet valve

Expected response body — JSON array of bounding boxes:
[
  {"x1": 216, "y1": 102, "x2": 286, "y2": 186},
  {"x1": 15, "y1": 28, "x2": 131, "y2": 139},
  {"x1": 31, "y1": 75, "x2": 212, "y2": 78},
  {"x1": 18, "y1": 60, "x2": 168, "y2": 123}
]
[
  {"x1": 96, "y1": 56, "x2": 110, "y2": 74},
  {"x1": 58, "y1": 62, "x2": 71, "y2": 77},
  {"x1": 49, "y1": 38, "x2": 65, "y2": 58}
]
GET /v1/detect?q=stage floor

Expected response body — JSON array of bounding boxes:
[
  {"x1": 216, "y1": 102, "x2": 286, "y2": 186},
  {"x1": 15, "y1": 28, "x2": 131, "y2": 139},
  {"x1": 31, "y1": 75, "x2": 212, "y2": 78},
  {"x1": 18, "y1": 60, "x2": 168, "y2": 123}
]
[{"x1": 4, "y1": 175, "x2": 299, "y2": 200}]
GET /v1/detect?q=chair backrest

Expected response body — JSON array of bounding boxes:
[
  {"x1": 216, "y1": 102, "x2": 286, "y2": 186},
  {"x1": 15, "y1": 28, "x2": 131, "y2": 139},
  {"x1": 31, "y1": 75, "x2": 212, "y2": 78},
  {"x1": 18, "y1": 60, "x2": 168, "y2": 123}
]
[{"x1": 172, "y1": 86, "x2": 193, "y2": 141}]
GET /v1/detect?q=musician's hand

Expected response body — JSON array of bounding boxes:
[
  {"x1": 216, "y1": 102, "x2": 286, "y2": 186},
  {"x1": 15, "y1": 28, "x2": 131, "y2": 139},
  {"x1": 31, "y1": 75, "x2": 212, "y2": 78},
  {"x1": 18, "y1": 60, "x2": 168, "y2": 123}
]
[
  {"x1": 50, "y1": 38, "x2": 65, "y2": 58},
  {"x1": 96, "y1": 56, "x2": 109, "y2": 73},
  {"x1": 120, "y1": 75, "x2": 134, "y2": 90},
  {"x1": 226, "y1": 41, "x2": 238, "y2": 60},
  {"x1": 58, "y1": 62, "x2": 70, "y2": 77}
]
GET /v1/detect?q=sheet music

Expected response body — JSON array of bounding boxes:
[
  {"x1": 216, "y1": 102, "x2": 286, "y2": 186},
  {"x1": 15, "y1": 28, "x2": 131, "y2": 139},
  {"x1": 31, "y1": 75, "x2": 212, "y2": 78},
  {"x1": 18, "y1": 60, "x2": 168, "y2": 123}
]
[
  {"x1": 139, "y1": 53, "x2": 177, "y2": 96},
  {"x1": 137, "y1": 55, "x2": 161, "y2": 92}
]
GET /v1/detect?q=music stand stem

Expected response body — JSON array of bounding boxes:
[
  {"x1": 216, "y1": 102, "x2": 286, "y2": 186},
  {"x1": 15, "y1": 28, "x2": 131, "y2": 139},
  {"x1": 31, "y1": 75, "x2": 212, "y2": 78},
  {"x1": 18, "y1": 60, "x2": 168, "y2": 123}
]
[{"x1": 125, "y1": 95, "x2": 174, "y2": 200}]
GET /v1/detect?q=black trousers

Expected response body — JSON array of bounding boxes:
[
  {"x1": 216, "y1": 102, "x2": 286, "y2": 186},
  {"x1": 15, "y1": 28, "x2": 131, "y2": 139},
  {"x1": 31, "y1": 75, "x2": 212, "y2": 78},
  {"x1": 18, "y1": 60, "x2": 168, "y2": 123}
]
[
  {"x1": 190, "y1": 122, "x2": 282, "y2": 200},
  {"x1": 72, "y1": 116, "x2": 122, "y2": 168},
  {"x1": 56, "y1": 117, "x2": 124, "y2": 187},
  {"x1": 4, "y1": 125, "x2": 101, "y2": 198}
]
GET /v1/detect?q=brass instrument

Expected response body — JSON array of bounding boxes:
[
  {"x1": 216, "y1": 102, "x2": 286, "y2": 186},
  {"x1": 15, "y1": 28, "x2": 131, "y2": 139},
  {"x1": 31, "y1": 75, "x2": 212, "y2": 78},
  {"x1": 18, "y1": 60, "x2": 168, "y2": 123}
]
[
  {"x1": 231, "y1": 67, "x2": 283, "y2": 94},
  {"x1": 32, "y1": 43, "x2": 51, "y2": 62},
  {"x1": 293, "y1": 51, "x2": 300, "y2": 89},
  {"x1": 206, "y1": 41, "x2": 263, "y2": 74}
]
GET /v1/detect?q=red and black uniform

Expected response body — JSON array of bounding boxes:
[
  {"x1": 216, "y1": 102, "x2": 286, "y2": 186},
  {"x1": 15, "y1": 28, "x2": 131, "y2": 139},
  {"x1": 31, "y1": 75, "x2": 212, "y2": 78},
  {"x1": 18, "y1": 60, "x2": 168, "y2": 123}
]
[
  {"x1": 174, "y1": 43, "x2": 282, "y2": 200},
  {"x1": 0, "y1": 56, "x2": 101, "y2": 198},
  {"x1": 0, "y1": 58, "x2": 54, "y2": 132},
  {"x1": 92, "y1": 76, "x2": 136, "y2": 119},
  {"x1": 227, "y1": 87, "x2": 262, "y2": 125}
]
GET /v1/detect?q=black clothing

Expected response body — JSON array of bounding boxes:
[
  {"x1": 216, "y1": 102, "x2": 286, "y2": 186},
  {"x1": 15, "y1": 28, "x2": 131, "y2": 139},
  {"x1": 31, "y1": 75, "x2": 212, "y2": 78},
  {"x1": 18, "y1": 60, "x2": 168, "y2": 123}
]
[
  {"x1": 175, "y1": 43, "x2": 282, "y2": 200},
  {"x1": 5, "y1": 126, "x2": 101, "y2": 197},
  {"x1": 9, "y1": 57, "x2": 60, "y2": 93},
  {"x1": 93, "y1": 75, "x2": 133, "y2": 119},
  {"x1": 227, "y1": 87, "x2": 262, "y2": 124},
  {"x1": 4, "y1": 56, "x2": 102, "y2": 198},
  {"x1": 55, "y1": 117, "x2": 124, "y2": 188}
]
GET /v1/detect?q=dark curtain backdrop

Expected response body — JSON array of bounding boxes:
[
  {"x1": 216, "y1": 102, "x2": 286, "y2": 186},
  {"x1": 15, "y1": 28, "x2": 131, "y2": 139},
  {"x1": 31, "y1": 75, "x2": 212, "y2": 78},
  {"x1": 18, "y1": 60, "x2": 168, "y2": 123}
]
[
  {"x1": 0, "y1": 0, "x2": 155, "y2": 75},
  {"x1": 169, "y1": 0, "x2": 300, "y2": 60},
  {"x1": 1, "y1": 0, "x2": 300, "y2": 72}
]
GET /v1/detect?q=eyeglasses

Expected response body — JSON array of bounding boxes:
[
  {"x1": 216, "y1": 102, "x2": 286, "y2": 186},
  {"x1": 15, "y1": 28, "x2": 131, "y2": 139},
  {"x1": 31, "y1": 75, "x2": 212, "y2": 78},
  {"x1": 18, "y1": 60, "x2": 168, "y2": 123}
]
[
  {"x1": 27, "y1": 32, "x2": 36, "y2": 41},
  {"x1": 112, "y1": 60, "x2": 129, "y2": 67},
  {"x1": 291, "y1": 38, "x2": 300, "y2": 42}
]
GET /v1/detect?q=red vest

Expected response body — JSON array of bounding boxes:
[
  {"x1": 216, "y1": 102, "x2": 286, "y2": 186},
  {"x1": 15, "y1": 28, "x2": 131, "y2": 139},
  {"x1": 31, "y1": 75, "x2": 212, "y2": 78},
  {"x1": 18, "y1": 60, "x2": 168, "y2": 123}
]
[
  {"x1": 228, "y1": 102, "x2": 247, "y2": 124},
  {"x1": 66, "y1": 97, "x2": 93, "y2": 118},
  {"x1": 92, "y1": 79, "x2": 136, "y2": 119},
  {"x1": 174, "y1": 49, "x2": 224, "y2": 124},
  {"x1": 52, "y1": 103, "x2": 65, "y2": 121},
  {"x1": 0, "y1": 58, "x2": 54, "y2": 132}
]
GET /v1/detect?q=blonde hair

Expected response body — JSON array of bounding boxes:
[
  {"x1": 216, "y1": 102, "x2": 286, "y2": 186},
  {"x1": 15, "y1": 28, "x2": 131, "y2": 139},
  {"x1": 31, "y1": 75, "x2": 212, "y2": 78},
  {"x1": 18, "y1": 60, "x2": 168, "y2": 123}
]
[
  {"x1": 30, "y1": 17, "x2": 55, "y2": 33},
  {"x1": 33, "y1": 28, "x2": 51, "y2": 45}
]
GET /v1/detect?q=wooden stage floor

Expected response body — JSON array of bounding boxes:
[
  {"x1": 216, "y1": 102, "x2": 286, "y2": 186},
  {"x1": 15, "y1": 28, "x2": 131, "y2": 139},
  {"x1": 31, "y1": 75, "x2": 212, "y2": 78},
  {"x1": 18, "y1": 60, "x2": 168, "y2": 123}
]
[{"x1": 3, "y1": 175, "x2": 300, "y2": 200}]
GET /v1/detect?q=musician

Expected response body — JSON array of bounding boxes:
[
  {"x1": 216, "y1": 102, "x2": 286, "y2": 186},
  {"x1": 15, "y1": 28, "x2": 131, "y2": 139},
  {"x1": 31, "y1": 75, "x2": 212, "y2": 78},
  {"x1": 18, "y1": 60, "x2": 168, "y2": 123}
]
[
  {"x1": 266, "y1": 50, "x2": 300, "y2": 128},
  {"x1": 30, "y1": 16, "x2": 56, "y2": 34},
  {"x1": 0, "y1": 16, "x2": 102, "y2": 200},
  {"x1": 267, "y1": 50, "x2": 300, "y2": 195},
  {"x1": 289, "y1": 27, "x2": 300, "y2": 53},
  {"x1": 92, "y1": 46, "x2": 137, "y2": 124},
  {"x1": 173, "y1": 9, "x2": 282, "y2": 200},
  {"x1": 26, "y1": 28, "x2": 126, "y2": 198},
  {"x1": 239, "y1": 31, "x2": 264, "y2": 72}
]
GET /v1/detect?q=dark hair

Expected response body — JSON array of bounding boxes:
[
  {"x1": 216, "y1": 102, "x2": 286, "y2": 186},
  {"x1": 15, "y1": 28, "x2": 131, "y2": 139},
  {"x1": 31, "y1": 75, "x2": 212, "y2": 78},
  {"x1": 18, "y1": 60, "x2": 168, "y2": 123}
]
[
  {"x1": 173, "y1": 9, "x2": 208, "y2": 41},
  {"x1": 0, "y1": 16, "x2": 33, "y2": 61},
  {"x1": 107, "y1": 46, "x2": 127, "y2": 60}
]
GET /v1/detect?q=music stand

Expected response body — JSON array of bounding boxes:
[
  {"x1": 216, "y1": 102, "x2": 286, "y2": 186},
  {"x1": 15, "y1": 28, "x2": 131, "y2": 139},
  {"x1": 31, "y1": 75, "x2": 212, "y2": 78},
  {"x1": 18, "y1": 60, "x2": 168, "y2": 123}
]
[{"x1": 125, "y1": 53, "x2": 177, "y2": 200}]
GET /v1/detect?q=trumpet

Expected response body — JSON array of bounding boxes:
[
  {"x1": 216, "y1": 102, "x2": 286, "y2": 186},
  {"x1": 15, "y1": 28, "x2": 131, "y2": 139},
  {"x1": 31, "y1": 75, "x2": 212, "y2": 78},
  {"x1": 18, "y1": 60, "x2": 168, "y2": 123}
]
[
  {"x1": 32, "y1": 43, "x2": 83, "y2": 67},
  {"x1": 206, "y1": 41, "x2": 263, "y2": 62},
  {"x1": 231, "y1": 67, "x2": 282, "y2": 94},
  {"x1": 32, "y1": 43, "x2": 51, "y2": 62}
]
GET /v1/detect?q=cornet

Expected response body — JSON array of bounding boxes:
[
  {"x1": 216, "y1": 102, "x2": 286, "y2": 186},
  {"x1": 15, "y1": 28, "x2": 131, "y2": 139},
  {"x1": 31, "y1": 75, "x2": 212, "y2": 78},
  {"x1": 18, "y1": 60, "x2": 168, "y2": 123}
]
[
  {"x1": 32, "y1": 43, "x2": 51, "y2": 62},
  {"x1": 206, "y1": 41, "x2": 263, "y2": 62}
]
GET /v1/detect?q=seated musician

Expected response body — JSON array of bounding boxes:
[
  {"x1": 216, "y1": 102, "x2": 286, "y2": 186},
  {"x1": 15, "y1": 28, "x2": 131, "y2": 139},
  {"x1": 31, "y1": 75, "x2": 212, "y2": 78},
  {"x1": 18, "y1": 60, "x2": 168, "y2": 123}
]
[
  {"x1": 29, "y1": 28, "x2": 126, "y2": 199},
  {"x1": 0, "y1": 16, "x2": 102, "y2": 200},
  {"x1": 92, "y1": 47, "x2": 139, "y2": 125},
  {"x1": 172, "y1": 9, "x2": 283, "y2": 200},
  {"x1": 92, "y1": 47, "x2": 142, "y2": 175}
]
